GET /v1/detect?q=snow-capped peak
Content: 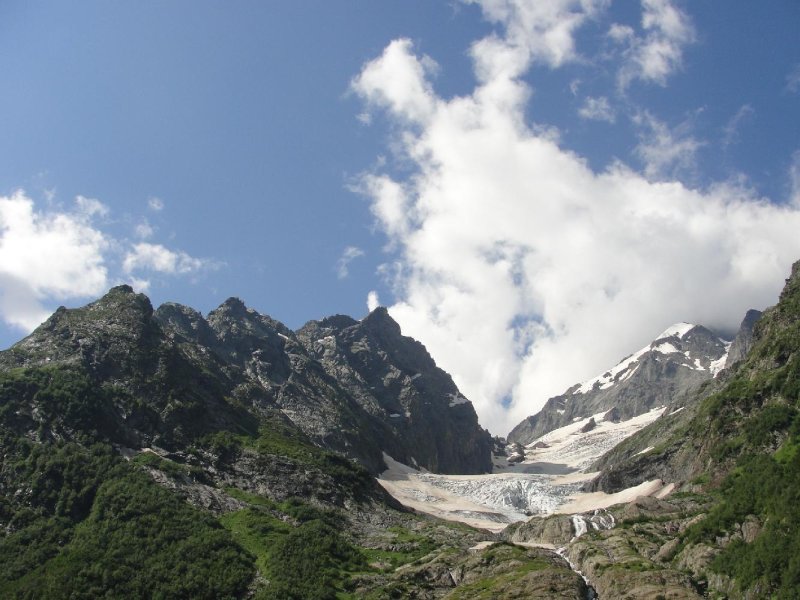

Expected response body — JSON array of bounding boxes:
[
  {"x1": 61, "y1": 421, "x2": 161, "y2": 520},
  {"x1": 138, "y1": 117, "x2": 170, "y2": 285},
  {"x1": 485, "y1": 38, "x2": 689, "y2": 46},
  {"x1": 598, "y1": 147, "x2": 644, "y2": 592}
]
[
  {"x1": 655, "y1": 322, "x2": 695, "y2": 340},
  {"x1": 571, "y1": 322, "x2": 726, "y2": 396},
  {"x1": 574, "y1": 346, "x2": 648, "y2": 394}
]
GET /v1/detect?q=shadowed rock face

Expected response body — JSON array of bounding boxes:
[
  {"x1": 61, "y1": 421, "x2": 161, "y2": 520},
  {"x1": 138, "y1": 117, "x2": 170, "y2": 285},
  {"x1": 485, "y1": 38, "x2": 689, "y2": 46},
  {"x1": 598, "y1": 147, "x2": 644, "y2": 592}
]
[
  {"x1": 508, "y1": 323, "x2": 731, "y2": 445},
  {"x1": 2, "y1": 286, "x2": 491, "y2": 475},
  {"x1": 296, "y1": 306, "x2": 493, "y2": 474},
  {"x1": 724, "y1": 309, "x2": 762, "y2": 369}
]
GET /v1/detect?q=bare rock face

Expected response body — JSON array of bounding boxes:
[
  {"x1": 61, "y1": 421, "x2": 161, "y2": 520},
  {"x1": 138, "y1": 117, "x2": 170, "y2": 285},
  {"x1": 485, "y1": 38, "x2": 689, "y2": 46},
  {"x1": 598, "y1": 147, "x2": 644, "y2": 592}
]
[
  {"x1": 3, "y1": 286, "x2": 491, "y2": 476},
  {"x1": 295, "y1": 306, "x2": 493, "y2": 474},
  {"x1": 724, "y1": 308, "x2": 762, "y2": 368}
]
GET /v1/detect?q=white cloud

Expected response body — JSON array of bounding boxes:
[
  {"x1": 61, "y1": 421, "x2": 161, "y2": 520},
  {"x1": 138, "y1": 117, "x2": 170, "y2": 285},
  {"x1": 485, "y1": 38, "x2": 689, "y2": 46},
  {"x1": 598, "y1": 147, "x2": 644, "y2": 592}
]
[
  {"x1": 0, "y1": 191, "x2": 109, "y2": 330},
  {"x1": 465, "y1": 0, "x2": 608, "y2": 77},
  {"x1": 147, "y1": 196, "x2": 164, "y2": 212},
  {"x1": 122, "y1": 242, "x2": 211, "y2": 275},
  {"x1": 367, "y1": 290, "x2": 381, "y2": 312},
  {"x1": 336, "y1": 246, "x2": 365, "y2": 279},
  {"x1": 0, "y1": 191, "x2": 217, "y2": 333},
  {"x1": 75, "y1": 195, "x2": 109, "y2": 218},
  {"x1": 633, "y1": 111, "x2": 704, "y2": 180},
  {"x1": 127, "y1": 277, "x2": 152, "y2": 293},
  {"x1": 352, "y1": 12, "x2": 800, "y2": 436},
  {"x1": 351, "y1": 39, "x2": 439, "y2": 126},
  {"x1": 578, "y1": 96, "x2": 615, "y2": 122},
  {"x1": 135, "y1": 219, "x2": 155, "y2": 240},
  {"x1": 615, "y1": 0, "x2": 695, "y2": 90}
]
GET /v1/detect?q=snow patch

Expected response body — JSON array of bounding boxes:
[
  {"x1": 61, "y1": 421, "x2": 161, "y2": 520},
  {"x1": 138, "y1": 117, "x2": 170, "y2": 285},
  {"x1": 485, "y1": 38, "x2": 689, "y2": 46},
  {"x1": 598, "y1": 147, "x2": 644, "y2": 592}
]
[
  {"x1": 656, "y1": 322, "x2": 695, "y2": 340},
  {"x1": 709, "y1": 350, "x2": 730, "y2": 376},
  {"x1": 448, "y1": 392, "x2": 470, "y2": 407},
  {"x1": 574, "y1": 345, "x2": 649, "y2": 394},
  {"x1": 377, "y1": 407, "x2": 673, "y2": 531},
  {"x1": 652, "y1": 341, "x2": 680, "y2": 354},
  {"x1": 527, "y1": 407, "x2": 665, "y2": 471}
]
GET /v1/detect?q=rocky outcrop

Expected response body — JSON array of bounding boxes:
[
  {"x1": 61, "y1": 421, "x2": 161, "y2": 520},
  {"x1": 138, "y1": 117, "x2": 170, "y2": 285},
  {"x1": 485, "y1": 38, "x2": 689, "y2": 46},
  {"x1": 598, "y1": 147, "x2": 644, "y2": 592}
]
[
  {"x1": 352, "y1": 541, "x2": 590, "y2": 599},
  {"x1": 724, "y1": 308, "x2": 762, "y2": 368},
  {"x1": 296, "y1": 306, "x2": 493, "y2": 474}
]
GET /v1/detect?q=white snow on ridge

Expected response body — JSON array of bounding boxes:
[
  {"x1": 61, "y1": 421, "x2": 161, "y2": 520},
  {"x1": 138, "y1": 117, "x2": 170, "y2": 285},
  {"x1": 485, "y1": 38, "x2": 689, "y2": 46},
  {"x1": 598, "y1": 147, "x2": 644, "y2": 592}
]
[
  {"x1": 709, "y1": 340, "x2": 732, "y2": 376},
  {"x1": 571, "y1": 321, "x2": 729, "y2": 396},
  {"x1": 656, "y1": 322, "x2": 695, "y2": 340},
  {"x1": 652, "y1": 341, "x2": 680, "y2": 354},
  {"x1": 526, "y1": 407, "x2": 665, "y2": 471},
  {"x1": 448, "y1": 392, "x2": 471, "y2": 407},
  {"x1": 574, "y1": 345, "x2": 648, "y2": 395}
]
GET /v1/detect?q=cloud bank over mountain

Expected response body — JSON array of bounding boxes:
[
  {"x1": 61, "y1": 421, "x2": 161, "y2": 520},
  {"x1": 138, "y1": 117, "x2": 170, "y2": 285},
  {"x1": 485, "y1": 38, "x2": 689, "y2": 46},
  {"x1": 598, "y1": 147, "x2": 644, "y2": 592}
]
[{"x1": 352, "y1": 0, "x2": 800, "y2": 434}]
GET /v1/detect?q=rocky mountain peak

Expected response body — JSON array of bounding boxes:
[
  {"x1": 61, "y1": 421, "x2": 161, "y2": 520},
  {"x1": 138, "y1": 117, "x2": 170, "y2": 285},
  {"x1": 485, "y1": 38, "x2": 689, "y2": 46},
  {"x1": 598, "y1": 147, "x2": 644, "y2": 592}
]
[
  {"x1": 361, "y1": 306, "x2": 401, "y2": 335},
  {"x1": 92, "y1": 284, "x2": 154, "y2": 318},
  {"x1": 154, "y1": 302, "x2": 216, "y2": 347},
  {"x1": 296, "y1": 306, "x2": 493, "y2": 474},
  {"x1": 780, "y1": 258, "x2": 800, "y2": 301},
  {"x1": 216, "y1": 296, "x2": 249, "y2": 314}
]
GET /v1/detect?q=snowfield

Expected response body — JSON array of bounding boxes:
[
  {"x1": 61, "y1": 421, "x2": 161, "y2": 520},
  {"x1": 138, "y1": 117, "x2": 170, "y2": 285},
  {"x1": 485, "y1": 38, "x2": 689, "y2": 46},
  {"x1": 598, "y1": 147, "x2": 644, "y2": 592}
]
[{"x1": 377, "y1": 407, "x2": 671, "y2": 532}]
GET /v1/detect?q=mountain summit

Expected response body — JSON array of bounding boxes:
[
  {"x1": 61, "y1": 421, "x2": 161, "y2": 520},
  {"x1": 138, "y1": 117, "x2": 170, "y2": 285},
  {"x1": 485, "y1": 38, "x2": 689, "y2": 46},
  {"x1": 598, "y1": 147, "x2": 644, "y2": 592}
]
[
  {"x1": 2, "y1": 288, "x2": 491, "y2": 475},
  {"x1": 508, "y1": 322, "x2": 733, "y2": 444}
]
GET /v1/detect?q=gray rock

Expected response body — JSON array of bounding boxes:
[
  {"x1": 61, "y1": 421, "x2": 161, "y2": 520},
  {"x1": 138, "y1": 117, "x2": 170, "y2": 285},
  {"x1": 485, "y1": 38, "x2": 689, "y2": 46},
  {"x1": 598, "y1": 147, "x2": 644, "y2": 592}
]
[{"x1": 724, "y1": 309, "x2": 762, "y2": 369}]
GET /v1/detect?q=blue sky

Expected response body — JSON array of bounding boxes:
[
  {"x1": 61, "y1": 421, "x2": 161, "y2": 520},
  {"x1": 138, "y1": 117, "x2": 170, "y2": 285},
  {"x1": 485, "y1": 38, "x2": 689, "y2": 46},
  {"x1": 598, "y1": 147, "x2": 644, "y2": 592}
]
[{"x1": 1, "y1": 1, "x2": 799, "y2": 434}]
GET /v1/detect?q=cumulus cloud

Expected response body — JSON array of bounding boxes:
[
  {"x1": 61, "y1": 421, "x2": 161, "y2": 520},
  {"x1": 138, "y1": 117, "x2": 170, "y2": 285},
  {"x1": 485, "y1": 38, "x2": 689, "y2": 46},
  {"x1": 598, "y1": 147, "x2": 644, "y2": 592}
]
[
  {"x1": 465, "y1": 0, "x2": 608, "y2": 77},
  {"x1": 367, "y1": 290, "x2": 381, "y2": 312},
  {"x1": 578, "y1": 96, "x2": 615, "y2": 122},
  {"x1": 0, "y1": 192, "x2": 109, "y2": 330},
  {"x1": 122, "y1": 242, "x2": 212, "y2": 276},
  {"x1": 336, "y1": 246, "x2": 365, "y2": 279},
  {"x1": 614, "y1": 0, "x2": 695, "y2": 90},
  {"x1": 0, "y1": 191, "x2": 215, "y2": 334},
  {"x1": 352, "y1": 10, "x2": 800, "y2": 435}
]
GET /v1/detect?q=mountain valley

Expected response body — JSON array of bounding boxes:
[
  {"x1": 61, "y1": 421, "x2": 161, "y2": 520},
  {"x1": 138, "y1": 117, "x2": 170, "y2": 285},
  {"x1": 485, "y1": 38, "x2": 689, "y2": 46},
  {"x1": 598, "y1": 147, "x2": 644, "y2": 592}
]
[{"x1": 1, "y1": 262, "x2": 799, "y2": 598}]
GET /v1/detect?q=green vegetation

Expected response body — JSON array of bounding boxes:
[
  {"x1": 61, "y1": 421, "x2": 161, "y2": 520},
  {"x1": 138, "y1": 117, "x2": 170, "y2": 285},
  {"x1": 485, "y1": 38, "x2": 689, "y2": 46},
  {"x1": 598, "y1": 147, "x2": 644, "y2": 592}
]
[
  {"x1": 131, "y1": 450, "x2": 208, "y2": 482},
  {"x1": 201, "y1": 416, "x2": 375, "y2": 499},
  {"x1": 359, "y1": 525, "x2": 440, "y2": 572},
  {"x1": 0, "y1": 365, "x2": 119, "y2": 442},
  {"x1": 446, "y1": 544, "x2": 552, "y2": 599},
  {"x1": 680, "y1": 277, "x2": 800, "y2": 598},
  {"x1": 219, "y1": 492, "x2": 366, "y2": 599},
  {"x1": 683, "y1": 441, "x2": 800, "y2": 596},
  {"x1": 0, "y1": 440, "x2": 254, "y2": 599}
]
